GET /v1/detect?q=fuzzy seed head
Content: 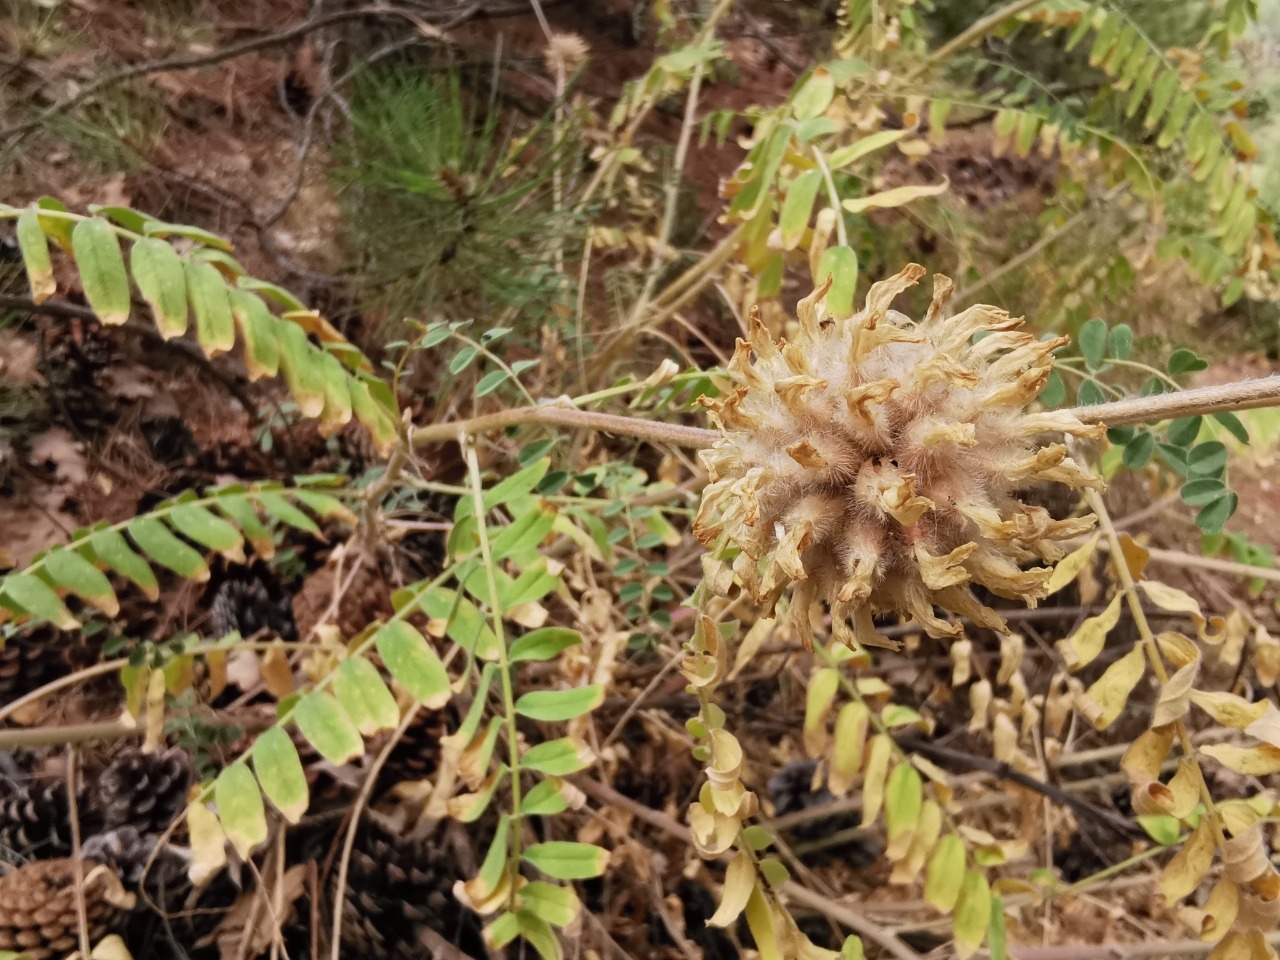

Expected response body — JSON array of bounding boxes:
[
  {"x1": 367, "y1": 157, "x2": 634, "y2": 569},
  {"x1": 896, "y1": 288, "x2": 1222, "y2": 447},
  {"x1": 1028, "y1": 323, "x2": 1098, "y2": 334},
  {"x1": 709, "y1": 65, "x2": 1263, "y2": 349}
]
[{"x1": 695, "y1": 264, "x2": 1104, "y2": 649}]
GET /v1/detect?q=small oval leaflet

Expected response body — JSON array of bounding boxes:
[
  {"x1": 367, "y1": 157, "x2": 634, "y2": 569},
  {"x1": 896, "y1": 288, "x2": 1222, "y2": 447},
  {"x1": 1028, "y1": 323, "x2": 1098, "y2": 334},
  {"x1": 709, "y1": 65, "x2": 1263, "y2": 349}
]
[
  {"x1": 293, "y1": 690, "x2": 364, "y2": 764},
  {"x1": 252, "y1": 726, "x2": 309, "y2": 824},
  {"x1": 523, "y1": 841, "x2": 609, "y2": 881},
  {"x1": 514, "y1": 685, "x2": 604, "y2": 723},
  {"x1": 214, "y1": 763, "x2": 268, "y2": 858},
  {"x1": 375, "y1": 621, "x2": 452, "y2": 708}
]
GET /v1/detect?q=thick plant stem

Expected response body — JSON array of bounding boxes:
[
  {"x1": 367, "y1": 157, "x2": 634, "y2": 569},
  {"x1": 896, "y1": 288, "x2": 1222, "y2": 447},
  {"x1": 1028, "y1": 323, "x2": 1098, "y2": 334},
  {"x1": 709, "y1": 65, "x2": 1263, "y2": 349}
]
[{"x1": 1067, "y1": 375, "x2": 1280, "y2": 426}]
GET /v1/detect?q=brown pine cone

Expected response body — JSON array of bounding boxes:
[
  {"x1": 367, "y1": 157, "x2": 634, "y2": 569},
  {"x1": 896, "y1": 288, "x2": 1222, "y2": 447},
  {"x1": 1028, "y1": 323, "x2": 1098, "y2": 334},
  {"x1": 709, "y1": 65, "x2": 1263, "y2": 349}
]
[
  {"x1": 372, "y1": 709, "x2": 448, "y2": 794},
  {"x1": 285, "y1": 817, "x2": 483, "y2": 960},
  {"x1": 95, "y1": 746, "x2": 191, "y2": 837},
  {"x1": 0, "y1": 858, "x2": 135, "y2": 959},
  {"x1": 0, "y1": 779, "x2": 98, "y2": 862},
  {"x1": 0, "y1": 627, "x2": 97, "y2": 702}
]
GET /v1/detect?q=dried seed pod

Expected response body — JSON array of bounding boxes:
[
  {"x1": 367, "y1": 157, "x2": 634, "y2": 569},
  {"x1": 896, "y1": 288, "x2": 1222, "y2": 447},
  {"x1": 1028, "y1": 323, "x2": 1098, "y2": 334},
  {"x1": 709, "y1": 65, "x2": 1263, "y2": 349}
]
[
  {"x1": 0, "y1": 858, "x2": 134, "y2": 960},
  {"x1": 695, "y1": 264, "x2": 1103, "y2": 649}
]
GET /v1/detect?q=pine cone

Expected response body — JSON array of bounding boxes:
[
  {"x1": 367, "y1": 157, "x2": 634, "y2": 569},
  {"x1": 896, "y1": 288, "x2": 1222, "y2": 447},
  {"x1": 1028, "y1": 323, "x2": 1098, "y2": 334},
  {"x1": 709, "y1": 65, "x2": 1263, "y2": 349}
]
[
  {"x1": 372, "y1": 710, "x2": 448, "y2": 794},
  {"x1": 206, "y1": 562, "x2": 297, "y2": 641},
  {"x1": 37, "y1": 318, "x2": 116, "y2": 436},
  {"x1": 0, "y1": 627, "x2": 97, "y2": 702},
  {"x1": 0, "y1": 858, "x2": 134, "y2": 960},
  {"x1": 95, "y1": 746, "x2": 191, "y2": 837},
  {"x1": 0, "y1": 779, "x2": 97, "y2": 862},
  {"x1": 325, "y1": 819, "x2": 483, "y2": 960}
]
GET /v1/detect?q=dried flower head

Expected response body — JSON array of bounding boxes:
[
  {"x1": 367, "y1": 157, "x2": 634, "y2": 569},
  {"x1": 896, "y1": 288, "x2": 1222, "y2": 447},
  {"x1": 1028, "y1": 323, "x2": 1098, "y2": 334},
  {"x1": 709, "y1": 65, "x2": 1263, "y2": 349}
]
[
  {"x1": 544, "y1": 32, "x2": 590, "y2": 74},
  {"x1": 695, "y1": 264, "x2": 1104, "y2": 649}
]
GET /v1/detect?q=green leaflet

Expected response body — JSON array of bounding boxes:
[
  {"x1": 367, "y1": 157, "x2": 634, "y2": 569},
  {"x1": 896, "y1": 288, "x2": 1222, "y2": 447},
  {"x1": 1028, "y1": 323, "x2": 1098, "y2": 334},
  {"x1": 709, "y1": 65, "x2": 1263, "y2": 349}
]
[
  {"x1": 144, "y1": 220, "x2": 233, "y2": 252},
  {"x1": 252, "y1": 726, "x2": 309, "y2": 824},
  {"x1": 215, "y1": 493, "x2": 275, "y2": 557},
  {"x1": 508, "y1": 627, "x2": 581, "y2": 663},
  {"x1": 293, "y1": 690, "x2": 364, "y2": 764},
  {"x1": 521, "y1": 737, "x2": 592, "y2": 776},
  {"x1": 185, "y1": 259, "x2": 236, "y2": 356},
  {"x1": 88, "y1": 527, "x2": 159, "y2": 600},
  {"x1": 255, "y1": 492, "x2": 321, "y2": 535},
  {"x1": 514, "y1": 685, "x2": 604, "y2": 722},
  {"x1": 131, "y1": 238, "x2": 189, "y2": 338},
  {"x1": 275, "y1": 319, "x2": 327, "y2": 418},
  {"x1": 71, "y1": 218, "x2": 131, "y2": 324},
  {"x1": 375, "y1": 622, "x2": 451, "y2": 708},
  {"x1": 228, "y1": 290, "x2": 281, "y2": 380},
  {"x1": 168, "y1": 503, "x2": 245, "y2": 561},
  {"x1": 523, "y1": 841, "x2": 609, "y2": 881},
  {"x1": 43, "y1": 547, "x2": 119, "y2": 617},
  {"x1": 1, "y1": 572, "x2": 78, "y2": 628},
  {"x1": 214, "y1": 763, "x2": 268, "y2": 857},
  {"x1": 17, "y1": 206, "x2": 55, "y2": 303},
  {"x1": 332, "y1": 656, "x2": 400, "y2": 735},
  {"x1": 128, "y1": 517, "x2": 210, "y2": 581}
]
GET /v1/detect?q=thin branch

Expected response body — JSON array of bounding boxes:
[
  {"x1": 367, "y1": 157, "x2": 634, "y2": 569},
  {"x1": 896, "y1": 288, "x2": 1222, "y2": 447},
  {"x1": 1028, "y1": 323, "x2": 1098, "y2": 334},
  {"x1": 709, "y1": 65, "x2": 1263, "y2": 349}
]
[
  {"x1": 1067, "y1": 375, "x2": 1280, "y2": 427},
  {"x1": 411, "y1": 403, "x2": 718, "y2": 449},
  {"x1": 909, "y1": 0, "x2": 1049, "y2": 79}
]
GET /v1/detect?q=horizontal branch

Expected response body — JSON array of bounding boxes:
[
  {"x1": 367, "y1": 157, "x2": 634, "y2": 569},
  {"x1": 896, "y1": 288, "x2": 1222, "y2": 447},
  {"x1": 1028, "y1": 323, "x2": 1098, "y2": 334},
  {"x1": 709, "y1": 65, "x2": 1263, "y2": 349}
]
[
  {"x1": 411, "y1": 403, "x2": 719, "y2": 449},
  {"x1": 1067, "y1": 375, "x2": 1280, "y2": 427}
]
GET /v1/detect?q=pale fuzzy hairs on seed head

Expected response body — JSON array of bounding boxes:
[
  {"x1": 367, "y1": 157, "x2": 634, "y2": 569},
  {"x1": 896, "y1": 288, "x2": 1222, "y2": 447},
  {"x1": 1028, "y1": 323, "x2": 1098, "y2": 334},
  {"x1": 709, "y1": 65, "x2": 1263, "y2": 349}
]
[{"x1": 695, "y1": 265, "x2": 1102, "y2": 650}]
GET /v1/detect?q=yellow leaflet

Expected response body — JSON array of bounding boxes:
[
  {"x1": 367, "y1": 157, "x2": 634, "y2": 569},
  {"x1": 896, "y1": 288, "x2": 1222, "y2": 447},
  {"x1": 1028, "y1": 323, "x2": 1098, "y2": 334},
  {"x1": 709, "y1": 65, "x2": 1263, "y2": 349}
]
[
  {"x1": 1160, "y1": 818, "x2": 1216, "y2": 905},
  {"x1": 1244, "y1": 703, "x2": 1280, "y2": 747},
  {"x1": 707, "y1": 852, "x2": 755, "y2": 928},
  {"x1": 1191, "y1": 690, "x2": 1269, "y2": 730},
  {"x1": 828, "y1": 702, "x2": 870, "y2": 797},
  {"x1": 860, "y1": 735, "x2": 892, "y2": 827},
  {"x1": 804, "y1": 668, "x2": 841, "y2": 757},
  {"x1": 1199, "y1": 879, "x2": 1240, "y2": 943},
  {"x1": 1201, "y1": 743, "x2": 1280, "y2": 776},
  {"x1": 1044, "y1": 534, "x2": 1098, "y2": 595},
  {"x1": 1057, "y1": 591, "x2": 1122, "y2": 670},
  {"x1": 841, "y1": 179, "x2": 950, "y2": 214},
  {"x1": 1078, "y1": 645, "x2": 1146, "y2": 730},
  {"x1": 1139, "y1": 581, "x2": 1225, "y2": 641},
  {"x1": 1153, "y1": 660, "x2": 1199, "y2": 727}
]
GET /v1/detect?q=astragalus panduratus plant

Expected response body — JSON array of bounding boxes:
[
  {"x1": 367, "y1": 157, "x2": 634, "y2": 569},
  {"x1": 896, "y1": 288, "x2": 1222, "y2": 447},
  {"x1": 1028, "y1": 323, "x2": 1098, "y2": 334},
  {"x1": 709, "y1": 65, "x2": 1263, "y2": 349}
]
[{"x1": 11, "y1": 2, "x2": 1280, "y2": 959}]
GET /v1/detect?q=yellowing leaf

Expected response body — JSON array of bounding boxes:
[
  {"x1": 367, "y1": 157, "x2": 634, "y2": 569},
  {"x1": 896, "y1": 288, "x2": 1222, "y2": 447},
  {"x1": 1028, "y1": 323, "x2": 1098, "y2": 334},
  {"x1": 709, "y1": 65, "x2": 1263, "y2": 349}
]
[
  {"x1": 1162, "y1": 818, "x2": 1216, "y2": 906},
  {"x1": 828, "y1": 702, "x2": 869, "y2": 797},
  {"x1": 884, "y1": 763, "x2": 923, "y2": 861},
  {"x1": 1200, "y1": 742, "x2": 1280, "y2": 775},
  {"x1": 187, "y1": 801, "x2": 227, "y2": 885},
  {"x1": 925, "y1": 834, "x2": 965, "y2": 912},
  {"x1": 17, "y1": 206, "x2": 55, "y2": 303},
  {"x1": 1199, "y1": 879, "x2": 1240, "y2": 943},
  {"x1": 1244, "y1": 703, "x2": 1280, "y2": 747},
  {"x1": 841, "y1": 179, "x2": 949, "y2": 214},
  {"x1": 744, "y1": 885, "x2": 782, "y2": 960},
  {"x1": 214, "y1": 763, "x2": 267, "y2": 858},
  {"x1": 1045, "y1": 534, "x2": 1098, "y2": 595},
  {"x1": 1078, "y1": 645, "x2": 1146, "y2": 730},
  {"x1": 1191, "y1": 690, "x2": 1269, "y2": 730},
  {"x1": 953, "y1": 871, "x2": 991, "y2": 960},
  {"x1": 708, "y1": 851, "x2": 755, "y2": 928},
  {"x1": 860, "y1": 735, "x2": 892, "y2": 827},
  {"x1": 1057, "y1": 592, "x2": 1121, "y2": 669},
  {"x1": 804, "y1": 668, "x2": 840, "y2": 758},
  {"x1": 891, "y1": 799, "x2": 942, "y2": 885},
  {"x1": 1153, "y1": 660, "x2": 1199, "y2": 728},
  {"x1": 1139, "y1": 581, "x2": 1224, "y2": 641}
]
